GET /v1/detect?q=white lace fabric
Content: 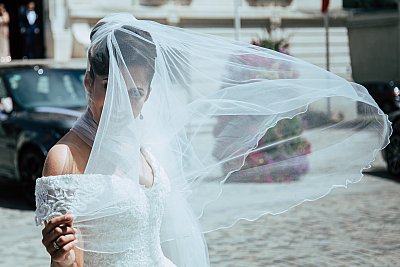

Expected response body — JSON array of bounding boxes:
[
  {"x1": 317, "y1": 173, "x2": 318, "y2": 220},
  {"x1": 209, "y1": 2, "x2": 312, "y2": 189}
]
[{"x1": 35, "y1": 148, "x2": 177, "y2": 267}]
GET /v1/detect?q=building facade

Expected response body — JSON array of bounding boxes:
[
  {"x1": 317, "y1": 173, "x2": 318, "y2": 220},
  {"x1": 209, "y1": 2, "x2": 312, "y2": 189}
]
[{"x1": 45, "y1": 0, "x2": 352, "y2": 79}]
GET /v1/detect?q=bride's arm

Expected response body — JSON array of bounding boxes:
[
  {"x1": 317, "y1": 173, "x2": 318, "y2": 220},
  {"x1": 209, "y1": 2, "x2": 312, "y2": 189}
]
[{"x1": 41, "y1": 144, "x2": 84, "y2": 267}]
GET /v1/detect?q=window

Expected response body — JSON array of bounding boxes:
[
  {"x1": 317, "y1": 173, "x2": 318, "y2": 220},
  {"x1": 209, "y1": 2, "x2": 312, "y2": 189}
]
[
  {"x1": 3, "y1": 69, "x2": 86, "y2": 109},
  {"x1": 0, "y1": 78, "x2": 7, "y2": 98}
]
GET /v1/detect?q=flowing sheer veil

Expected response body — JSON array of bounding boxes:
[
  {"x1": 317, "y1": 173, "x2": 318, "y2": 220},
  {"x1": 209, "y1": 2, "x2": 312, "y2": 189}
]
[{"x1": 68, "y1": 13, "x2": 390, "y2": 266}]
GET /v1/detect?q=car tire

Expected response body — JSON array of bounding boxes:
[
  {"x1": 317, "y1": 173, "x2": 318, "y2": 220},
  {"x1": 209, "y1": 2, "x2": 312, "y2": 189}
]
[
  {"x1": 386, "y1": 129, "x2": 400, "y2": 178},
  {"x1": 19, "y1": 148, "x2": 44, "y2": 206}
]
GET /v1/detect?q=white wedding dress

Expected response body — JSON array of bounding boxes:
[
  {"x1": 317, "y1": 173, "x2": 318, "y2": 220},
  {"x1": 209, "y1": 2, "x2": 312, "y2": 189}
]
[{"x1": 35, "y1": 148, "x2": 177, "y2": 267}]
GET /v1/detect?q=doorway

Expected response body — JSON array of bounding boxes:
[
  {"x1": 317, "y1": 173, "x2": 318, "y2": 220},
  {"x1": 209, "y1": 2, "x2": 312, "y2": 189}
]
[{"x1": 1, "y1": 0, "x2": 45, "y2": 59}]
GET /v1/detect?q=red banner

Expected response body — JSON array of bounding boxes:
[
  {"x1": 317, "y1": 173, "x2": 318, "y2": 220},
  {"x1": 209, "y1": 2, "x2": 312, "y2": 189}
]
[{"x1": 322, "y1": 0, "x2": 330, "y2": 13}]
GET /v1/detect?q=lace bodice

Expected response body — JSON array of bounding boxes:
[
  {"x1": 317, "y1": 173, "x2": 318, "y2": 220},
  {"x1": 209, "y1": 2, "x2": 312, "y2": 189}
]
[{"x1": 35, "y1": 148, "x2": 176, "y2": 267}]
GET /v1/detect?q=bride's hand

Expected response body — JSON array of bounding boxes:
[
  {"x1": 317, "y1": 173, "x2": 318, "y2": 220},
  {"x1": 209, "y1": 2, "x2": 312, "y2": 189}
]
[{"x1": 41, "y1": 214, "x2": 77, "y2": 265}]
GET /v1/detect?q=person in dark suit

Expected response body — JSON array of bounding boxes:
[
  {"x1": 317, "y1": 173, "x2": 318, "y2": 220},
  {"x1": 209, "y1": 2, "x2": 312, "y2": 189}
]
[{"x1": 19, "y1": 1, "x2": 40, "y2": 59}]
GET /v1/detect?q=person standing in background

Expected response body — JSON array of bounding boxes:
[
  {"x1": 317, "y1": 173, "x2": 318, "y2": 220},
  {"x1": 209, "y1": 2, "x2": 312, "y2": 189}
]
[
  {"x1": 19, "y1": 1, "x2": 39, "y2": 59},
  {"x1": 0, "y1": 3, "x2": 10, "y2": 63}
]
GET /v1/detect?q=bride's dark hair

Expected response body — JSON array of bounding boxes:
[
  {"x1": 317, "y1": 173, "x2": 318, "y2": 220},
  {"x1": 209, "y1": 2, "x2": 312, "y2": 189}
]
[{"x1": 88, "y1": 22, "x2": 157, "y2": 82}]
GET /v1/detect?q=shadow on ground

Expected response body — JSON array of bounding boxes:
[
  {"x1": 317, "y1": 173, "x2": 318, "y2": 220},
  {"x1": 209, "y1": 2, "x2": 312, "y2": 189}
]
[
  {"x1": 0, "y1": 181, "x2": 33, "y2": 210},
  {"x1": 364, "y1": 166, "x2": 399, "y2": 183}
]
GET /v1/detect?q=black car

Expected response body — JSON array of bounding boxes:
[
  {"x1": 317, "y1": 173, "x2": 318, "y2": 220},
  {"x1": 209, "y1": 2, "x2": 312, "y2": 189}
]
[
  {"x1": 360, "y1": 81, "x2": 400, "y2": 114},
  {"x1": 385, "y1": 110, "x2": 400, "y2": 178},
  {"x1": 0, "y1": 60, "x2": 86, "y2": 203}
]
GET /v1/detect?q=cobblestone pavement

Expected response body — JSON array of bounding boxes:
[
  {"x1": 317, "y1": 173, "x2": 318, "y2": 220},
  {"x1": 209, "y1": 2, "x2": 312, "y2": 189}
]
[
  {"x1": 206, "y1": 168, "x2": 400, "y2": 267},
  {"x1": 0, "y1": 158, "x2": 399, "y2": 267}
]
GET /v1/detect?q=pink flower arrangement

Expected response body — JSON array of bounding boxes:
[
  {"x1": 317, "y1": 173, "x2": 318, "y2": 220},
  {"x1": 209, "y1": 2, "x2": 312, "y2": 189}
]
[{"x1": 214, "y1": 37, "x2": 311, "y2": 183}]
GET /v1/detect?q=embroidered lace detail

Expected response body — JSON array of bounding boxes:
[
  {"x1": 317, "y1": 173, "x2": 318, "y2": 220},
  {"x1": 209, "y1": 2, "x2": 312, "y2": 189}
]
[
  {"x1": 35, "y1": 174, "x2": 106, "y2": 226},
  {"x1": 35, "y1": 148, "x2": 176, "y2": 267}
]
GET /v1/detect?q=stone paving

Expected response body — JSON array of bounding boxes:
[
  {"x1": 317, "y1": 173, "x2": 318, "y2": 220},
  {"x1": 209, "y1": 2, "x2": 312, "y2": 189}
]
[
  {"x1": 206, "y1": 167, "x2": 400, "y2": 267},
  {"x1": 0, "y1": 158, "x2": 399, "y2": 267}
]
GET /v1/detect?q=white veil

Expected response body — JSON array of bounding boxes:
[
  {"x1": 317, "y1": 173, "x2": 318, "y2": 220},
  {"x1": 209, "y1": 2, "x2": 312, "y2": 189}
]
[{"x1": 66, "y1": 13, "x2": 390, "y2": 266}]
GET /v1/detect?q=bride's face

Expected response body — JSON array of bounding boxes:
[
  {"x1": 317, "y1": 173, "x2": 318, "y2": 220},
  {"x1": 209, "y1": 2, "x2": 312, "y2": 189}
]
[{"x1": 85, "y1": 65, "x2": 151, "y2": 124}]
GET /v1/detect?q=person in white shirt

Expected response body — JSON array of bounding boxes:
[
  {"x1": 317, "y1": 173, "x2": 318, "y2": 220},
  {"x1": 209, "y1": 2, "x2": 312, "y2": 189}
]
[{"x1": 19, "y1": 1, "x2": 40, "y2": 59}]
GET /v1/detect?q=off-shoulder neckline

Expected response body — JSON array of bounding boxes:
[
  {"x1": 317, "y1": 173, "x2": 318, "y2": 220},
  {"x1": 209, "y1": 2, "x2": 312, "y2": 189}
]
[{"x1": 37, "y1": 147, "x2": 159, "y2": 190}]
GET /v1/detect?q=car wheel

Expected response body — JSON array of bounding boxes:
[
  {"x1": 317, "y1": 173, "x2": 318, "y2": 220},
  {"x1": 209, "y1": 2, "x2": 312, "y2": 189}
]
[
  {"x1": 19, "y1": 149, "x2": 44, "y2": 206},
  {"x1": 386, "y1": 132, "x2": 400, "y2": 178}
]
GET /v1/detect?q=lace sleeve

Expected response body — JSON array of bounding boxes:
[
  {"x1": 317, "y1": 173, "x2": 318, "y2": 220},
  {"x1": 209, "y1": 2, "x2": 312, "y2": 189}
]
[{"x1": 34, "y1": 175, "x2": 76, "y2": 226}]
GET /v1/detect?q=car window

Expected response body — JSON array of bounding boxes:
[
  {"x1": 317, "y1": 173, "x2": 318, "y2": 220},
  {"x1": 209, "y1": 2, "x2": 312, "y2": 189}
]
[
  {"x1": 0, "y1": 78, "x2": 7, "y2": 98},
  {"x1": 3, "y1": 69, "x2": 87, "y2": 109}
]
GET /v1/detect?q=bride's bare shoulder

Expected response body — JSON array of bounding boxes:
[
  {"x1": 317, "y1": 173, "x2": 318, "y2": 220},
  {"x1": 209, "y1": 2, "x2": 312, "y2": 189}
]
[{"x1": 42, "y1": 131, "x2": 89, "y2": 176}]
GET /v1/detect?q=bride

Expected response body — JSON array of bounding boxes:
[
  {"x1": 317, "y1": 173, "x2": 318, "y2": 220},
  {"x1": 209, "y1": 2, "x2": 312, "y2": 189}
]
[
  {"x1": 35, "y1": 13, "x2": 390, "y2": 266},
  {"x1": 37, "y1": 17, "x2": 182, "y2": 266}
]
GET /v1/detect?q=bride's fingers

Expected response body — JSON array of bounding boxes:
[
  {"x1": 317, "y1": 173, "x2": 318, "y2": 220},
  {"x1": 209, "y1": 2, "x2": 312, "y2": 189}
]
[
  {"x1": 44, "y1": 226, "x2": 75, "y2": 246},
  {"x1": 46, "y1": 234, "x2": 75, "y2": 255},
  {"x1": 50, "y1": 240, "x2": 76, "y2": 262},
  {"x1": 46, "y1": 235, "x2": 73, "y2": 255},
  {"x1": 43, "y1": 214, "x2": 73, "y2": 235},
  {"x1": 55, "y1": 234, "x2": 76, "y2": 248}
]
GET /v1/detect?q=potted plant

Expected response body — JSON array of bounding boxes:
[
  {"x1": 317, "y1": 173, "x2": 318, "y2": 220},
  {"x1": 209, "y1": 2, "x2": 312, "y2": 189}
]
[{"x1": 214, "y1": 36, "x2": 311, "y2": 183}]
